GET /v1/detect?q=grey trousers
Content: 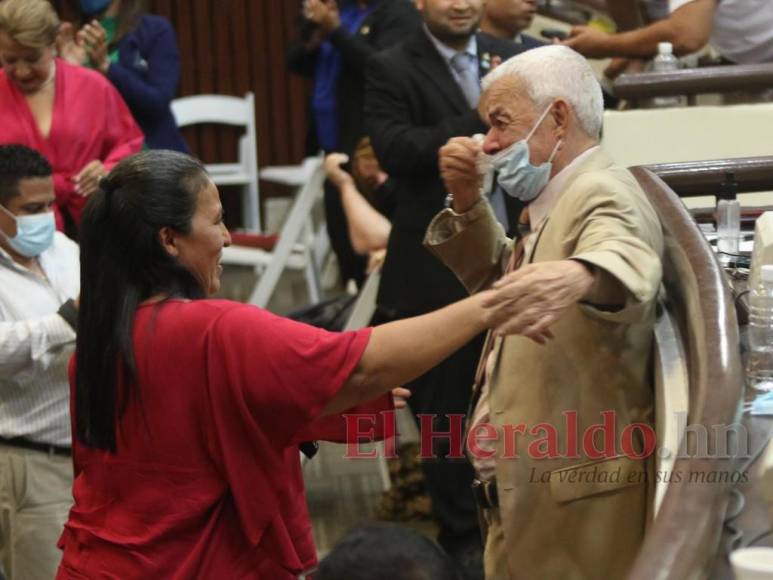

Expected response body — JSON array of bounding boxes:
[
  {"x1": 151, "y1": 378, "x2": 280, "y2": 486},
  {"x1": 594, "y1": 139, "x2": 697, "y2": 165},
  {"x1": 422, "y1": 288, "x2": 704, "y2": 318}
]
[{"x1": 0, "y1": 443, "x2": 72, "y2": 580}]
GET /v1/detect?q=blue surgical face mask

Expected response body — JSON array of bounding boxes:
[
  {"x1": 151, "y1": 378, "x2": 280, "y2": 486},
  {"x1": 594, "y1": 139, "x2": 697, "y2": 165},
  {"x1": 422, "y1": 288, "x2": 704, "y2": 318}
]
[
  {"x1": 488, "y1": 104, "x2": 562, "y2": 202},
  {"x1": 0, "y1": 204, "x2": 56, "y2": 258},
  {"x1": 79, "y1": 0, "x2": 112, "y2": 16}
]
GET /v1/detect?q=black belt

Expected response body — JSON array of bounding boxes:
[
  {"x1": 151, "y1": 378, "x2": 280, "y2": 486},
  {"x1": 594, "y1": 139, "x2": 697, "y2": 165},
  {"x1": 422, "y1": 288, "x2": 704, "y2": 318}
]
[
  {"x1": 0, "y1": 436, "x2": 71, "y2": 457},
  {"x1": 472, "y1": 478, "x2": 499, "y2": 509}
]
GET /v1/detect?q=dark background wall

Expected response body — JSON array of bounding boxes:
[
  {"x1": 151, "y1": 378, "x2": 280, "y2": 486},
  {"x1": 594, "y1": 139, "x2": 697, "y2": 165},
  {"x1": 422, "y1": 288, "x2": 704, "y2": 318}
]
[{"x1": 53, "y1": 0, "x2": 312, "y2": 225}]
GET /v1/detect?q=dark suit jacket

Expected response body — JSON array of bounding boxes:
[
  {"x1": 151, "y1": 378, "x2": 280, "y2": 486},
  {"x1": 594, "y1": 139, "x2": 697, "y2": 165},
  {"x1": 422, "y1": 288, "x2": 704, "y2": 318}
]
[
  {"x1": 107, "y1": 15, "x2": 188, "y2": 153},
  {"x1": 365, "y1": 29, "x2": 526, "y2": 314},
  {"x1": 287, "y1": 0, "x2": 420, "y2": 156}
]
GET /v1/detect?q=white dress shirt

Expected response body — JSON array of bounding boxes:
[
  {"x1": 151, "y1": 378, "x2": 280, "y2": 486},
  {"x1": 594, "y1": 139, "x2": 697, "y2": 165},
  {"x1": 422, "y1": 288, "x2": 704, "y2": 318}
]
[
  {"x1": 669, "y1": 0, "x2": 773, "y2": 64},
  {"x1": 0, "y1": 232, "x2": 79, "y2": 446}
]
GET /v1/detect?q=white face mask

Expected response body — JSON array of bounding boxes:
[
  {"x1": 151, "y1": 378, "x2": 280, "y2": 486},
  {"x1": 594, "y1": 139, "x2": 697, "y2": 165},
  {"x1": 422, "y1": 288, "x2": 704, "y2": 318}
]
[
  {"x1": 477, "y1": 103, "x2": 563, "y2": 202},
  {"x1": 0, "y1": 204, "x2": 56, "y2": 257}
]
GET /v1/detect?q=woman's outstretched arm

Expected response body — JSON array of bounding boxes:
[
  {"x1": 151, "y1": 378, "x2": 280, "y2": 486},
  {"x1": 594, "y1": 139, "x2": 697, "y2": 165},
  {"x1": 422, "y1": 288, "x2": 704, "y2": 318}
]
[{"x1": 322, "y1": 291, "x2": 492, "y2": 416}]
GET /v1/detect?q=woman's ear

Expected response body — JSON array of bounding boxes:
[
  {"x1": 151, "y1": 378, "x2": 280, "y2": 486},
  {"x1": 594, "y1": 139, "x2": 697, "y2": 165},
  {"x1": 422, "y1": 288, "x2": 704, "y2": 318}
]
[{"x1": 158, "y1": 226, "x2": 179, "y2": 257}]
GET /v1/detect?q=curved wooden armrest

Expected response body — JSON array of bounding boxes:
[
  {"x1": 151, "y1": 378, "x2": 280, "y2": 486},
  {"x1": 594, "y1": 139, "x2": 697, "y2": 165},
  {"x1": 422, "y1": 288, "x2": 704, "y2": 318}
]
[
  {"x1": 614, "y1": 64, "x2": 773, "y2": 99},
  {"x1": 643, "y1": 156, "x2": 773, "y2": 197}
]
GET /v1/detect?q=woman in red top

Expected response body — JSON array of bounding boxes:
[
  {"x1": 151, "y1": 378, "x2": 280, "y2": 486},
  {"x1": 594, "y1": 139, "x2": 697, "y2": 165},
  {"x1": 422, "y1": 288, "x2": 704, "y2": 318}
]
[
  {"x1": 0, "y1": 0, "x2": 143, "y2": 231},
  {"x1": 57, "y1": 150, "x2": 494, "y2": 579}
]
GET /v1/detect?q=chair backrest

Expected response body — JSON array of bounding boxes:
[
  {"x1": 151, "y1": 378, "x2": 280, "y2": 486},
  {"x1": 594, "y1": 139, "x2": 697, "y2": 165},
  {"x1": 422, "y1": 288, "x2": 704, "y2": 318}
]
[
  {"x1": 247, "y1": 156, "x2": 326, "y2": 308},
  {"x1": 170, "y1": 93, "x2": 261, "y2": 231},
  {"x1": 625, "y1": 167, "x2": 744, "y2": 580}
]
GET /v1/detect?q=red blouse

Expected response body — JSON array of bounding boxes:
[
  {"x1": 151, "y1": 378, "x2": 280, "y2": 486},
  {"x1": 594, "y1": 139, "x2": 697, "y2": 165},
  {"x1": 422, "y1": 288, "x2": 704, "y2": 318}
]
[
  {"x1": 0, "y1": 59, "x2": 143, "y2": 229},
  {"x1": 58, "y1": 300, "x2": 389, "y2": 579}
]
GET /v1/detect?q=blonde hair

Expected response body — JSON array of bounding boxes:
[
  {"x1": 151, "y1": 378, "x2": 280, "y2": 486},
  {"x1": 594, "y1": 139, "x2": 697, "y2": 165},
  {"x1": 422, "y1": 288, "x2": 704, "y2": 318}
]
[{"x1": 0, "y1": 0, "x2": 60, "y2": 49}]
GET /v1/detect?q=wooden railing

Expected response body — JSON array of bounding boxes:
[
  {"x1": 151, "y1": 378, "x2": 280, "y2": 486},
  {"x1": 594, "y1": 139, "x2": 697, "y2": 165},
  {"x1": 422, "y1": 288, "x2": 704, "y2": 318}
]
[
  {"x1": 625, "y1": 165, "x2": 745, "y2": 580},
  {"x1": 614, "y1": 64, "x2": 773, "y2": 100},
  {"x1": 643, "y1": 156, "x2": 773, "y2": 197}
]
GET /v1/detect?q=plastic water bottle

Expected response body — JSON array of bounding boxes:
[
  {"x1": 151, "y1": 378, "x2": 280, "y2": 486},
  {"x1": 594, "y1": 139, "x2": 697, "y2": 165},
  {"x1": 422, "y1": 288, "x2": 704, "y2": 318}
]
[
  {"x1": 747, "y1": 265, "x2": 773, "y2": 391},
  {"x1": 717, "y1": 172, "x2": 741, "y2": 265},
  {"x1": 652, "y1": 42, "x2": 683, "y2": 107}
]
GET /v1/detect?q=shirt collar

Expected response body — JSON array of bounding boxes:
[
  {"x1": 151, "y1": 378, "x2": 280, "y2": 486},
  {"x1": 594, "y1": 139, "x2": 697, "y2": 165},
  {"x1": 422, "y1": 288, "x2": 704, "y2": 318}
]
[
  {"x1": 423, "y1": 24, "x2": 477, "y2": 65},
  {"x1": 528, "y1": 145, "x2": 600, "y2": 231}
]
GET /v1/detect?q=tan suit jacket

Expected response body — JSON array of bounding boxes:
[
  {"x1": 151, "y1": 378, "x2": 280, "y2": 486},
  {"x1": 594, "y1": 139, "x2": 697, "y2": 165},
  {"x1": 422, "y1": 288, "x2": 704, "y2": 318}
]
[{"x1": 424, "y1": 149, "x2": 664, "y2": 580}]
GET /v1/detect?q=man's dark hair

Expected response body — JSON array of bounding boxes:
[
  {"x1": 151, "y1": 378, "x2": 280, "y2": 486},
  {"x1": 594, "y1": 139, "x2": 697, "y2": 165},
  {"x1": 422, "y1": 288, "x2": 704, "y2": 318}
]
[
  {"x1": 316, "y1": 523, "x2": 463, "y2": 580},
  {"x1": 0, "y1": 145, "x2": 52, "y2": 205}
]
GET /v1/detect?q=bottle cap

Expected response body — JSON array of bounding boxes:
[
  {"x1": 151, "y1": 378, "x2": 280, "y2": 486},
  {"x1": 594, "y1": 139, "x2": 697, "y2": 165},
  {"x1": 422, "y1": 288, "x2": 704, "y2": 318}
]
[
  {"x1": 658, "y1": 42, "x2": 673, "y2": 55},
  {"x1": 761, "y1": 265, "x2": 773, "y2": 283},
  {"x1": 718, "y1": 171, "x2": 738, "y2": 201}
]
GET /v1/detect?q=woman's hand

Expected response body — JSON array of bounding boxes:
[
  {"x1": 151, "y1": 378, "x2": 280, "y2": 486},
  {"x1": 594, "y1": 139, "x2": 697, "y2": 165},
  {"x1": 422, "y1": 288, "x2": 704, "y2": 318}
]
[
  {"x1": 74, "y1": 160, "x2": 107, "y2": 197},
  {"x1": 78, "y1": 20, "x2": 110, "y2": 74},
  {"x1": 324, "y1": 153, "x2": 355, "y2": 189},
  {"x1": 391, "y1": 387, "x2": 411, "y2": 410},
  {"x1": 57, "y1": 22, "x2": 87, "y2": 66}
]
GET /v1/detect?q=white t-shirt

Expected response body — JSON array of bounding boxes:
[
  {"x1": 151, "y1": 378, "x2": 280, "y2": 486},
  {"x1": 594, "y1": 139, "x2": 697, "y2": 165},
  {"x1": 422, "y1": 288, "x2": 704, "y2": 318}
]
[{"x1": 670, "y1": 0, "x2": 773, "y2": 64}]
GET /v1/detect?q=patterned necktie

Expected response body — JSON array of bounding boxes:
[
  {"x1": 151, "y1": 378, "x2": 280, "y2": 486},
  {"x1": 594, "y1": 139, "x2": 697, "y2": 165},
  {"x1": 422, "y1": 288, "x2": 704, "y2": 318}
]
[{"x1": 450, "y1": 52, "x2": 480, "y2": 107}]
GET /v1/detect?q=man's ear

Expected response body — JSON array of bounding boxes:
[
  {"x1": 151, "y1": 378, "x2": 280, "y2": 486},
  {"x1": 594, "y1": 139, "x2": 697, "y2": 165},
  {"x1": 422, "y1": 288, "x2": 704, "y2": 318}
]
[
  {"x1": 552, "y1": 99, "x2": 571, "y2": 139},
  {"x1": 158, "y1": 226, "x2": 179, "y2": 257},
  {"x1": 0, "y1": 204, "x2": 17, "y2": 239}
]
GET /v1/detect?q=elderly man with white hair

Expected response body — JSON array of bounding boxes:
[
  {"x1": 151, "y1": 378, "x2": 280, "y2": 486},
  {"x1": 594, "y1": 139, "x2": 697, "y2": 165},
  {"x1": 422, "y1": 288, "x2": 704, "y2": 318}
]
[{"x1": 424, "y1": 45, "x2": 664, "y2": 580}]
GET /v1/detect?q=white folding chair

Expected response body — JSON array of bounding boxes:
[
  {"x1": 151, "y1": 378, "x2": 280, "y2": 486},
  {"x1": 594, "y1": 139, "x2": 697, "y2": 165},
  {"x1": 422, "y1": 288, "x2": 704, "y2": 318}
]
[
  {"x1": 219, "y1": 156, "x2": 327, "y2": 309},
  {"x1": 171, "y1": 93, "x2": 261, "y2": 232}
]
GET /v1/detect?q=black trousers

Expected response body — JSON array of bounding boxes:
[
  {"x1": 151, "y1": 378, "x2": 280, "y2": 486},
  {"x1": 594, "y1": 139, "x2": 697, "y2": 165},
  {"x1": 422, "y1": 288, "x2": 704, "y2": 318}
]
[{"x1": 373, "y1": 307, "x2": 485, "y2": 554}]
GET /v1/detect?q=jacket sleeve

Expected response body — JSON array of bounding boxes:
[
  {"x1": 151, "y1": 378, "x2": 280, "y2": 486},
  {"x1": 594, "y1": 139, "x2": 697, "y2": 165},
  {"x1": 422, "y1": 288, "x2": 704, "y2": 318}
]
[
  {"x1": 424, "y1": 200, "x2": 511, "y2": 294},
  {"x1": 566, "y1": 173, "x2": 664, "y2": 324},
  {"x1": 328, "y1": 2, "x2": 419, "y2": 72},
  {"x1": 287, "y1": 40, "x2": 319, "y2": 77},
  {"x1": 365, "y1": 53, "x2": 484, "y2": 178},
  {"x1": 106, "y1": 18, "x2": 181, "y2": 122}
]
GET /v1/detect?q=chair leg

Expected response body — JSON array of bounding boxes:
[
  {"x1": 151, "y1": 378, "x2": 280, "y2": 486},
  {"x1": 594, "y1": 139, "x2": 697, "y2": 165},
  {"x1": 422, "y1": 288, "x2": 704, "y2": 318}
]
[{"x1": 304, "y1": 250, "x2": 322, "y2": 304}]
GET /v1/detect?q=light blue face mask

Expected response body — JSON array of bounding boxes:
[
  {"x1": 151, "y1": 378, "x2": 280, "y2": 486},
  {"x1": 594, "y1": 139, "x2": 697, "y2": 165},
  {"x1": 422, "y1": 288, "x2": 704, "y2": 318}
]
[
  {"x1": 79, "y1": 0, "x2": 112, "y2": 16},
  {"x1": 0, "y1": 204, "x2": 56, "y2": 258},
  {"x1": 489, "y1": 104, "x2": 563, "y2": 202}
]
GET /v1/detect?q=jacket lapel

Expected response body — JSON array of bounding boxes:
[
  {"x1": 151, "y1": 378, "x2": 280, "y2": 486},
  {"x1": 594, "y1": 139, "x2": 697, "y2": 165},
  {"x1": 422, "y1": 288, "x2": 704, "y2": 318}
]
[
  {"x1": 407, "y1": 28, "x2": 470, "y2": 114},
  {"x1": 526, "y1": 148, "x2": 615, "y2": 262}
]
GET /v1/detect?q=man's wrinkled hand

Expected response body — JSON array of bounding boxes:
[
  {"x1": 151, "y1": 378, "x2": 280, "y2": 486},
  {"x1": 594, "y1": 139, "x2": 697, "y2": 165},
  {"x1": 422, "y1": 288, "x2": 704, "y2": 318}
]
[
  {"x1": 482, "y1": 260, "x2": 595, "y2": 343},
  {"x1": 438, "y1": 137, "x2": 481, "y2": 213},
  {"x1": 563, "y1": 26, "x2": 612, "y2": 59}
]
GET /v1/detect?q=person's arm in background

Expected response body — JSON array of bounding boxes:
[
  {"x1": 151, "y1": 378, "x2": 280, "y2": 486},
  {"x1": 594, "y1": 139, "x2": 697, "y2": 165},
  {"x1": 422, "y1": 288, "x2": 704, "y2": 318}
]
[
  {"x1": 327, "y1": 1, "x2": 419, "y2": 72},
  {"x1": 324, "y1": 153, "x2": 391, "y2": 255},
  {"x1": 365, "y1": 53, "x2": 484, "y2": 178},
  {"x1": 0, "y1": 311, "x2": 77, "y2": 378},
  {"x1": 287, "y1": 1, "x2": 326, "y2": 76},
  {"x1": 565, "y1": 0, "x2": 716, "y2": 58}
]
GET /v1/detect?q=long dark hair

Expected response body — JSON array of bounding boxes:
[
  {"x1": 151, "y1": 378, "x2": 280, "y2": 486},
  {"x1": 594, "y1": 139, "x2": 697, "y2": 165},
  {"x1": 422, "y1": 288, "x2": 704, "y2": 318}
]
[
  {"x1": 75, "y1": 150, "x2": 209, "y2": 451},
  {"x1": 70, "y1": 0, "x2": 146, "y2": 47}
]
